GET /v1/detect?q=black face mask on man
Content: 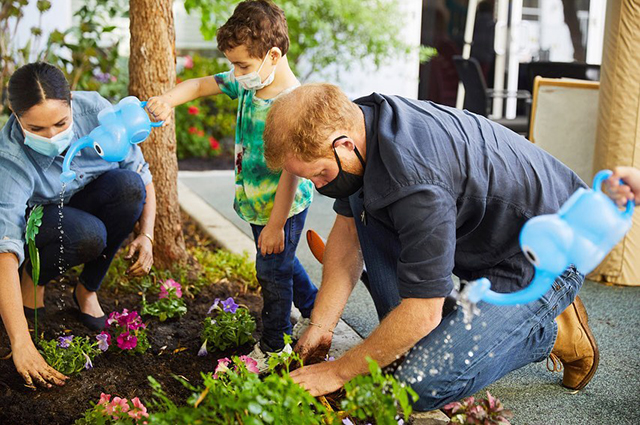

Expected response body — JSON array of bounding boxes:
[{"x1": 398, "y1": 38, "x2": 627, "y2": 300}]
[{"x1": 316, "y1": 135, "x2": 366, "y2": 199}]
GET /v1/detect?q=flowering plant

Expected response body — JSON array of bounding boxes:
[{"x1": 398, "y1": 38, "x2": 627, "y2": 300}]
[
  {"x1": 267, "y1": 334, "x2": 302, "y2": 373},
  {"x1": 212, "y1": 355, "x2": 260, "y2": 382},
  {"x1": 146, "y1": 361, "x2": 328, "y2": 424},
  {"x1": 141, "y1": 279, "x2": 187, "y2": 322},
  {"x1": 39, "y1": 335, "x2": 102, "y2": 375},
  {"x1": 75, "y1": 393, "x2": 149, "y2": 425},
  {"x1": 443, "y1": 392, "x2": 512, "y2": 425},
  {"x1": 340, "y1": 358, "x2": 418, "y2": 425},
  {"x1": 104, "y1": 309, "x2": 150, "y2": 355},
  {"x1": 199, "y1": 297, "x2": 255, "y2": 354}
]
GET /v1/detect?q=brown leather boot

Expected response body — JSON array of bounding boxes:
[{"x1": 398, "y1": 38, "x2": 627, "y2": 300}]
[{"x1": 547, "y1": 296, "x2": 599, "y2": 390}]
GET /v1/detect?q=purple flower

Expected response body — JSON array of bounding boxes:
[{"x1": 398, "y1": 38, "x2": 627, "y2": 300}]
[
  {"x1": 96, "y1": 332, "x2": 111, "y2": 352},
  {"x1": 221, "y1": 297, "x2": 238, "y2": 314},
  {"x1": 198, "y1": 340, "x2": 208, "y2": 357},
  {"x1": 94, "y1": 71, "x2": 112, "y2": 83},
  {"x1": 82, "y1": 351, "x2": 93, "y2": 370},
  {"x1": 57, "y1": 335, "x2": 73, "y2": 349},
  {"x1": 206, "y1": 298, "x2": 220, "y2": 315},
  {"x1": 342, "y1": 419, "x2": 354, "y2": 425}
]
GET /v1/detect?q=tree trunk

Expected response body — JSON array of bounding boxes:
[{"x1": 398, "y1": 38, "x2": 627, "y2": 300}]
[{"x1": 129, "y1": 0, "x2": 188, "y2": 268}]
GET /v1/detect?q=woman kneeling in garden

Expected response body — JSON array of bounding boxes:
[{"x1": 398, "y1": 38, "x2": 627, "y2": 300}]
[{"x1": 0, "y1": 62, "x2": 157, "y2": 388}]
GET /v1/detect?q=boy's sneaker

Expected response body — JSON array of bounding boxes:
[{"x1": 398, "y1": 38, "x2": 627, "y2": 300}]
[
  {"x1": 292, "y1": 317, "x2": 311, "y2": 340},
  {"x1": 247, "y1": 342, "x2": 275, "y2": 374}
]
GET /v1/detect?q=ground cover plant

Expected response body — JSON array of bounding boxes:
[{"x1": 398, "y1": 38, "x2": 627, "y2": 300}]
[
  {"x1": 141, "y1": 279, "x2": 188, "y2": 322},
  {"x1": 0, "y1": 215, "x2": 458, "y2": 424}
]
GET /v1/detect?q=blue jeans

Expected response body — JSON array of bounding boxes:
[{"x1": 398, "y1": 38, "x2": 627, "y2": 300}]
[
  {"x1": 27, "y1": 169, "x2": 146, "y2": 291},
  {"x1": 250, "y1": 209, "x2": 317, "y2": 351},
  {"x1": 347, "y1": 192, "x2": 583, "y2": 411}
]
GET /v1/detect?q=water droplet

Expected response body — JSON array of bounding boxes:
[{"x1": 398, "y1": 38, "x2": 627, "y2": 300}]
[
  {"x1": 464, "y1": 359, "x2": 470, "y2": 365},
  {"x1": 473, "y1": 345, "x2": 479, "y2": 351},
  {"x1": 468, "y1": 351, "x2": 474, "y2": 357},
  {"x1": 431, "y1": 390, "x2": 437, "y2": 396},
  {"x1": 488, "y1": 352, "x2": 494, "y2": 358},
  {"x1": 429, "y1": 368, "x2": 438, "y2": 376},
  {"x1": 465, "y1": 323, "x2": 472, "y2": 331},
  {"x1": 481, "y1": 322, "x2": 487, "y2": 328},
  {"x1": 416, "y1": 375, "x2": 423, "y2": 382}
]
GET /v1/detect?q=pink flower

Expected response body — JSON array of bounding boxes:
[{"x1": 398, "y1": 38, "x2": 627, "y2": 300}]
[
  {"x1": 188, "y1": 106, "x2": 199, "y2": 115},
  {"x1": 214, "y1": 357, "x2": 231, "y2": 379},
  {"x1": 188, "y1": 126, "x2": 198, "y2": 135},
  {"x1": 184, "y1": 55, "x2": 194, "y2": 69},
  {"x1": 239, "y1": 355, "x2": 259, "y2": 374},
  {"x1": 128, "y1": 397, "x2": 149, "y2": 419},
  {"x1": 98, "y1": 393, "x2": 111, "y2": 405},
  {"x1": 209, "y1": 136, "x2": 220, "y2": 150},
  {"x1": 117, "y1": 331, "x2": 138, "y2": 350},
  {"x1": 159, "y1": 279, "x2": 182, "y2": 299}
]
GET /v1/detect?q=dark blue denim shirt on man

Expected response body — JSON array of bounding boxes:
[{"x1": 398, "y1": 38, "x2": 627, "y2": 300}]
[
  {"x1": 0, "y1": 91, "x2": 152, "y2": 265},
  {"x1": 334, "y1": 93, "x2": 585, "y2": 299}
]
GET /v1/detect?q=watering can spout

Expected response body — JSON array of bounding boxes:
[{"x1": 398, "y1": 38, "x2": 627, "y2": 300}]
[{"x1": 60, "y1": 136, "x2": 94, "y2": 183}]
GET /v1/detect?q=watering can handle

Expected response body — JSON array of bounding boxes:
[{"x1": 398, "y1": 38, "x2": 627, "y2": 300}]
[
  {"x1": 140, "y1": 101, "x2": 165, "y2": 127},
  {"x1": 593, "y1": 169, "x2": 635, "y2": 219}
]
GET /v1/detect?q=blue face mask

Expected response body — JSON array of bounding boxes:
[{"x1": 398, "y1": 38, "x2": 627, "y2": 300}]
[{"x1": 19, "y1": 115, "x2": 75, "y2": 157}]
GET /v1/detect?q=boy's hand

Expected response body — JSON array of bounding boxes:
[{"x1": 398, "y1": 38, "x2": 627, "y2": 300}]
[
  {"x1": 606, "y1": 166, "x2": 640, "y2": 207},
  {"x1": 257, "y1": 223, "x2": 285, "y2": 256},
  {"x1": 145, "y1": 96, "x2": 172, "y2": 124}
]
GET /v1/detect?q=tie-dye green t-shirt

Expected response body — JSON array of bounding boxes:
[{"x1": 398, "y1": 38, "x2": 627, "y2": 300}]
[{"x1": 214, "y1": 70, "x2": 313, "y2": 225}]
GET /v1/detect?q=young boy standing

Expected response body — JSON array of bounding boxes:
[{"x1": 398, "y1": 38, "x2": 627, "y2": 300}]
[{"x1": 146, "y1": 0, "x2": 317, "y2": 369}]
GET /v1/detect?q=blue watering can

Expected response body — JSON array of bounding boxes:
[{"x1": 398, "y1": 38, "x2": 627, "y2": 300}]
[
  {"x1": 60, "y1": 96, "x2": 163, "y2": 183},
  {"x1": 465, "y1": 170, "x2": 635, "y2": 306}
]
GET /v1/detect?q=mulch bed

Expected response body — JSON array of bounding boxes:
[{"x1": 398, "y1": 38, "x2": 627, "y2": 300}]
[{"x1": 0, "y1": 221, "x2": 263, "y2": 424}]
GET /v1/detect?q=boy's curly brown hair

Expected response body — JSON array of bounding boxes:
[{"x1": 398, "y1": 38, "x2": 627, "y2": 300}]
[{"x1": 216, "y1": 0, "x2": 289, "y2": 59}]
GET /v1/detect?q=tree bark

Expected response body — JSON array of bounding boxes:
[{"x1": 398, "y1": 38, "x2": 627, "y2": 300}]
[{"x1": 129, "y1": 0, "x2": 188, "y2": 268}]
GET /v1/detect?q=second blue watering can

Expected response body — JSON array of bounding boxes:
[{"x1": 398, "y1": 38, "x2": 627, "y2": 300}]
[
  {"x1": 465, "y1": 170, "x2": 635, "y2": 306},
  {"x1": 60, "y1": 96, "x2": 163, "y2": 183}
]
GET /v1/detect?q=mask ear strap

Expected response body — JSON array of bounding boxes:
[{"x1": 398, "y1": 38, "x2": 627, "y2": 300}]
[
  {"x1": 353, "y1": 147, "x2": 366, "y2": 166},
  {"x1": 331, "y1": 135, "x2": 349, "y2": 169}
]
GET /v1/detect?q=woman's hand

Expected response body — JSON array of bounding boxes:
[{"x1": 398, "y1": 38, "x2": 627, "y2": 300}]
[
  {"x1": 257, "y1": 223, "x2": 285, "y2": 256},
  {"x1": 13, "y1": 339, "x2": 67, "y2": 389},
  {"x1": 125, "y1": 234, "x2": 154, "y2": 276},
  {"x1": 145, "y1": 96, "x2": 172, "y2": 124}
]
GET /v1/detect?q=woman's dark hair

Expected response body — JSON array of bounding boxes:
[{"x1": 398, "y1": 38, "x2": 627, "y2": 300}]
[{"x1": 8, "y1": 62, "x2": 70, "y2": 116}]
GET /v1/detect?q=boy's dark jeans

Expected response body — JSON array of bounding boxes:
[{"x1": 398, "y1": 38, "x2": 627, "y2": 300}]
[
  {"x1": 250, "y1": 208, "x2": 317, "y2": 351},
  {"x1": 27, "y1": 169, "x2": 146, "y2": 291}
]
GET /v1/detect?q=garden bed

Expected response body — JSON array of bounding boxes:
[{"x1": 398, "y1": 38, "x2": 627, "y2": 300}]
[{"x1": 0, "y1": 218, "x2": 263, "y2": 424}]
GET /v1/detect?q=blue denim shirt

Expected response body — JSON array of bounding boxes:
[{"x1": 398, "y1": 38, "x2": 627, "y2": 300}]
[
  {"x1": 334, "y1": 93, "x2": 585, "y2": 299},
  {"x1": 0, "y1": 91, "x2": 152, "y2": 264}
]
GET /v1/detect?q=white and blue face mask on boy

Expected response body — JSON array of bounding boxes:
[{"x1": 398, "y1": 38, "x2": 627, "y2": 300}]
[
  {"x1": 231, "y1": 49, "x2": 277, "y2": 91},
  {"x1": 18, "y1": 111, "x2": 75, "y2": 157}
]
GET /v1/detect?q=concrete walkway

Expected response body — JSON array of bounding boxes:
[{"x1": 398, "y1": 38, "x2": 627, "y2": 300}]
[{"x1": 179, "y1": 170, "x2": 640, "y2": 425}]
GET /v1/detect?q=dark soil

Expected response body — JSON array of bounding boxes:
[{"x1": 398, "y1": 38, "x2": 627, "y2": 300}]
[
  {"x1": 0, "y1": 223, "x2": 263, "y2": 424},
  {"x1": 178, "y1": 156, "x2": 234, "y2": 171}
]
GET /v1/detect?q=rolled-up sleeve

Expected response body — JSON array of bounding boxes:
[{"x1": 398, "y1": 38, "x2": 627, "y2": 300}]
[
  {"x1": 119, "y1": 145, "x2": 152, "y2": 186},
  {"x1": 387, "y1": 186, "x2": 456, "y2": 299},
  {"x1": 333, "y1": 197, "x2": 354, "y2": 217},
  {"x1": 0, "y1": 154, "x2": 34, "y2": 265}
]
